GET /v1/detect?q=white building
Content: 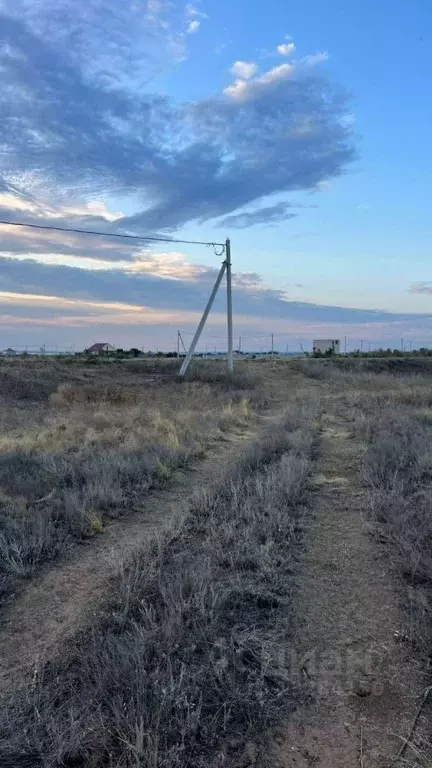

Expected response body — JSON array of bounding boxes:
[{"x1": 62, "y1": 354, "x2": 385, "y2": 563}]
[{"x1": 312, "y1": 339, "x2": 341, "y2": 355}]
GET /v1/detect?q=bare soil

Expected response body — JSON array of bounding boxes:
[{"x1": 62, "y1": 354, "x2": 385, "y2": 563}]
[
  {"x1": 272, "y1": 394, "x2": 431, "y2": 768},
  {"x1": 0, "y1": 419, "x2": 269, "y2": 696}
]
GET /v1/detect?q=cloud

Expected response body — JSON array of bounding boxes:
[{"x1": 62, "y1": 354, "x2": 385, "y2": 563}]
[
  {"x1": 218, "y1": 202, "x2": 297, "y2": 229},
  {"x1": 0, "y1": 3, "x2": 354, "y2": 233},
  {"x1": 224, "y1": 63, "x2": 295, "y2": 99},
  {"x1": 187, "y1": 19, "x2": 200, "y2": 34},
  {"x1": 0, "y1": 254, "x2": 430, "y2": 329},
  {"x1": 302, "y1": 52, "x2": 329, "y2": 67},
  {"x1": 0, "y1": 192, "x2": 122, "y2": 223},
  {"x1": 0, "y1": 253, "x2": 431, "y2": 349},
  {"x1": 277, "y1": 42, "x2": 296, "y2": 57},
  {"x1": 0, "y1": 0, "x2": 188, "y2": 90},
  {"x1": 409, "y1": 282, "x2": 432, "y2": 294},
  {"x1": 185, "y1": 3, "x2": 208, "y2": 19},
  {"x1": 185, "y1": 3, "x2": 207, "y2": 34},
  {"x1": 230, "y1": 60, "x2": 258, "y2": 80}
]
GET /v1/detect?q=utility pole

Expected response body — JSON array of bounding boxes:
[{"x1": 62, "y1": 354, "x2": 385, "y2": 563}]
[
  {"x1": 238, "y1": 335, "x2": 242, "y2": 353},
  {"x1": 401, "y1": 337, "x2": 404, "y2": 352},
  {"x1": 360, "y1": 339, "x2": 363, "y2": 352},
  {"x1": 344, "y1": 335, "x2": 347, "y2": 354},
  {"x1": 177, "y1": 330, "x2": 180, "y2": 358},
  {"x1": 178, "y1": 332, "x2": 187, "y2": 354},
  {"x1": 178, "y1": 238, "x2": 233, "y2": 377},
  {"x1": 271, "y1": 333, "x2": 274, "y2": 355},
  {"x1": 226, "y1": 238, "x2": 233, "y2": 373},
  {"x1": 179, "y1": 259, "x2": 227, "y2": 377},
  {"x1": 368, "y1": 340, "x2": 371, "y2": 352}
]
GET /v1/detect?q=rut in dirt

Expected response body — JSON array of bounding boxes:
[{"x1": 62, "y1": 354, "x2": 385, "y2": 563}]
[
  {"x1": 0, "y1": 419, "x2": 270, "y2": 696},
  {"x1": 273, "y1": 395, "x2": 431, "y2": 768}
]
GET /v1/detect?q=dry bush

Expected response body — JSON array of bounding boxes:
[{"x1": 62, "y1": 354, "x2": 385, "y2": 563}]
[
  {"x1": 0, "y1": 363, "x2": 263, "y2": 605},
  {"x1": 0, "y1": 403, "x2": 318, "y2": 768}
]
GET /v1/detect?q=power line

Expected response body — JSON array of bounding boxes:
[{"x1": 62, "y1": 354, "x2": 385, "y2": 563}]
[{"x1": 0, "y1": 219, "x2": 226, "y2": 249}]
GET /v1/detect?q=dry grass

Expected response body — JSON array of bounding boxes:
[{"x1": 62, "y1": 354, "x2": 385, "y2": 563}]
[
  {"x1": 360, "y1": 406, "x2": 432, "y2": 660},
  {"x1": 329, "y1": 366, "x2": 432, "y2": 665},
  {"x1": 0, "y1": 359, "x2": 263, "y2": 605},
  {"x1": 0, "y1": 398, "x2": 319, "y2": 768}
]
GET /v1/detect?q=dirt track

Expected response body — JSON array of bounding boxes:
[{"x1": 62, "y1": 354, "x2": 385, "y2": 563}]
[
  {"x1": 0, "y1": 416, "x2": 274, "y2": 696},
  {"x1": 273, "y1": 394, "x2": 431, "y2": 768},
  {"x1": 2, "y1": 378, "x2": 431, "y2": 765}
]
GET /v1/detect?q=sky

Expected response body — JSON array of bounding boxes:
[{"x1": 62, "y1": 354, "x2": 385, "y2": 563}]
[{"x1": 0, "y1": 0, "x2": 431, "y2": 352}]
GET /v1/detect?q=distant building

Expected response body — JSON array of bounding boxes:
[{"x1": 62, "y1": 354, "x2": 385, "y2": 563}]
[
  {"x1": 312, "y1": 339, "x2": 341, "y2": 355},
  {"x1": 2, "y1": 347, "x2": 17, "y2": 356},
  {"x1": 85, "y1": 342, "x2": 116, "y2": 355}
]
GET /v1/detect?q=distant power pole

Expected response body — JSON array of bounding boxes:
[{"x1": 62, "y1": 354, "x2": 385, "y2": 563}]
[
  {"x1": 238, "y1": 335, "x2": 242, "y2": 352},
  {"x1": 360, "y1": 339, "x2": 363, "y2": 352},
  {"x1": 368, "y1": 341, "x2": 371, "y2": 352},
  {"x1": 178, "y1": 332, "x2": 187, "y2": 354},
  {"x1": 177, "y1": 330, "x2": 180, "y2": 357},
  {"x1": 271, "y1": 333, "x2": 274, "y2": 355},
  {"x1": 401, "y1": 337, "x2": 404, "y2": 352},
  {"x1": 344, "y1": 335, "x2": 347, "y2": 354}
]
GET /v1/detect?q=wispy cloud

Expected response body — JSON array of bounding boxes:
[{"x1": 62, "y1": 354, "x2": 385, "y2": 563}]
[
  {"x1": 409, "y1": 282, "x2": 432, "y2": 294},
  {"x1": 185, "y1": 3, "x2": 208, "y2": 19},
  {"x1": 186, "y1": 19, "x2": 200, "y2": 34},
  {"x1": 185, "y1": 3, "x2": 207, "y2": 34},
  {"x1": 218, "y1": 202, "x2": 297, "y2": 229}
]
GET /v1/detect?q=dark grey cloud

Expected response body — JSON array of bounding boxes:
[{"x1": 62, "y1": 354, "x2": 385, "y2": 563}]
[
  {"x1": 0, "y1": 1, "x2": 355, "y2": 232},
  {"x1": 218, "y1": 202, "x2": 297, "y2": 229},
  {"x1": 0, "y1": 256, "x2": 430, "y2": 328}
]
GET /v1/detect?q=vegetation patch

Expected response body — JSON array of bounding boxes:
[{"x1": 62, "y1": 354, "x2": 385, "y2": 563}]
[
  {"x1": 344, "y1": 377, "x2": 432, "y2": 664},
  {"x1": 0, "y1": 403, "x2": 318, "y2": 768},
  {"x1": 0, "y1": 360, "x2": 262, "y2": 606}
]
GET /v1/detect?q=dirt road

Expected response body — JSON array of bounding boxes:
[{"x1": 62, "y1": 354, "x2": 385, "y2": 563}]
[{"x1": 273, "y1": 395, "x2": 430, "y2": 768}]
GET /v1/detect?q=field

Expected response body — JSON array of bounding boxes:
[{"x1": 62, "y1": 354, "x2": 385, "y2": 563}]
[{"x1": 0, "y1": 356, "x2": 431, "y2": 767}]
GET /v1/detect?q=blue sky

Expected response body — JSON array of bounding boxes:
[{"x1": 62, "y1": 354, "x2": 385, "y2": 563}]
[{"x1": 0, "y1": 0, "x2": 431, "y2": 351}]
